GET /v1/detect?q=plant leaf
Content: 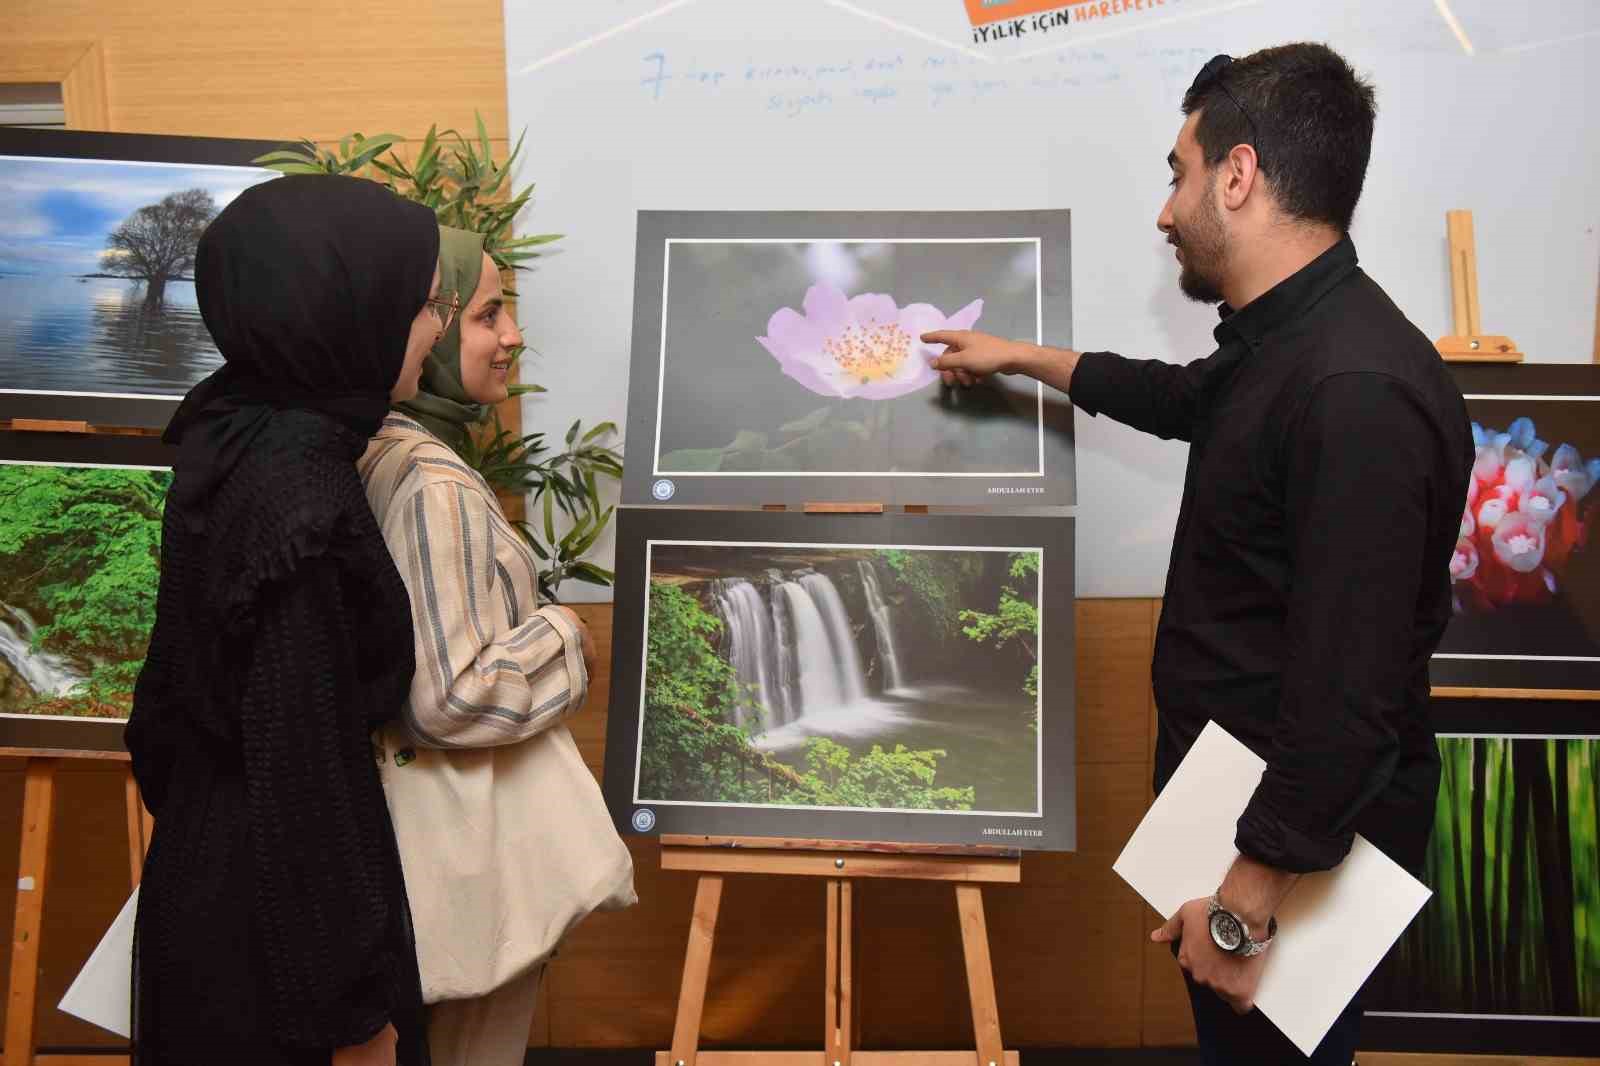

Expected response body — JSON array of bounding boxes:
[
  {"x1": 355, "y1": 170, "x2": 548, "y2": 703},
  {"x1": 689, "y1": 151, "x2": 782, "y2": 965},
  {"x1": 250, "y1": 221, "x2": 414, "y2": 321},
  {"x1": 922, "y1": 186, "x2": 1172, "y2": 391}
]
[
  {"x1": 571, "y1": 562, "x2": 614, "y2": 586},
  {"x1": 251, "y1": 149, "x2": 319, "y2": 166},
  {"x1": 581, "y1": 421, "x2": 616, "y2": 444}
]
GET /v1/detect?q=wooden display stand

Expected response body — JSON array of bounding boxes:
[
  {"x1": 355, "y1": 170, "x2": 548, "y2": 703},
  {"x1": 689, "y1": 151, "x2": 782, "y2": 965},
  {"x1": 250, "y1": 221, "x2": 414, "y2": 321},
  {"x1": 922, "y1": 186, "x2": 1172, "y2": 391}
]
[
  {"x1": 2, "y1": 418, "x2": 153, "y2": 1064},
  {"x1": 2, "y1": 749, "x2": 150, "y2": 1066},
  {"x1": 657, "y1": 835, "x2": 1020, "y2": 1066},
  {"x1": 1434, "y1": 209, "x2": 1524, "y2": 363},
  {"x1": 658, "y1": 497, "x2": 1019, "y2": 1066}
]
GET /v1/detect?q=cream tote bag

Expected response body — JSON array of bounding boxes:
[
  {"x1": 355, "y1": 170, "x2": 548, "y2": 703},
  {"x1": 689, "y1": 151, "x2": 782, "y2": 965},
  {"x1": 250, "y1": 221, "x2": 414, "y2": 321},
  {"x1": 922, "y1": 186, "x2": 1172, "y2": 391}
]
[{"x1": 376, "y1": 720, "x2": 637, "y2": 1003}]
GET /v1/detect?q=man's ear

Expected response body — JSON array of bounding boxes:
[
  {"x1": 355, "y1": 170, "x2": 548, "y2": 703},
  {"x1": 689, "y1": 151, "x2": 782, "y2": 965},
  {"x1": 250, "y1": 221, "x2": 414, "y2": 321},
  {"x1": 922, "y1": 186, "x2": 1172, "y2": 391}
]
[{"x1": 1220, "y1": 143, "x2": 1261, "y2": 212}]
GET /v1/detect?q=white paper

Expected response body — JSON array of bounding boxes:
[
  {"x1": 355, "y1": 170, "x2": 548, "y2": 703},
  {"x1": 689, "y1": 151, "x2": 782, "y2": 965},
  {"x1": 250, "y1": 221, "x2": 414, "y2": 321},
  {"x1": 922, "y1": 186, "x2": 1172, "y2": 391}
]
[
  {"x1": 58, "y1": 885, "x2": 136, "y2": 1039},
  {"x1": 1112, "y1": 721, "x2": 1432, "y2": 1056}
]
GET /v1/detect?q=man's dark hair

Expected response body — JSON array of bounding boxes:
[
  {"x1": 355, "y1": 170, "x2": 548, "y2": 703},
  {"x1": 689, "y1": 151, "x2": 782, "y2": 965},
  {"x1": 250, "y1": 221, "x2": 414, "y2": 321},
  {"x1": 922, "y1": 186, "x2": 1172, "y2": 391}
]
[{"x1": 1182, "y1": 43, "x2": 1377, "y2": 233}]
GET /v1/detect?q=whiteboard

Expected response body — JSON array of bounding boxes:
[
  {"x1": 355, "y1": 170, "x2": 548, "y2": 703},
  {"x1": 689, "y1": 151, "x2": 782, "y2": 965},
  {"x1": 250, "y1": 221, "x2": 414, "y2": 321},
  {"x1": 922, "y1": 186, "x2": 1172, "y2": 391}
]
[{"x1": 502, "y1": 0, "x2": 1600, "y2": 600}]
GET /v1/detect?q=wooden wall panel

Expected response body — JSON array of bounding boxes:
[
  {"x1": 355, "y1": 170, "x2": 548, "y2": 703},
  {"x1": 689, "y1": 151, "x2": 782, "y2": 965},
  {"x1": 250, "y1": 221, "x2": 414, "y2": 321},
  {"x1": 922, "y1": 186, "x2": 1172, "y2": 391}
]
[{"x1": 0, "y1": 0, "x2": 509, "y2": 141}]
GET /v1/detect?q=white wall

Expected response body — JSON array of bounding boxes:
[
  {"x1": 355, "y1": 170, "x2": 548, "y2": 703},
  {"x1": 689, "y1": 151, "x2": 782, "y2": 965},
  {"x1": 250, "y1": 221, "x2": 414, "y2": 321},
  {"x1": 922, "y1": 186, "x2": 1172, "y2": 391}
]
[{"x1": 503, "y1": 0, "x2": 1600, "y2": 600}]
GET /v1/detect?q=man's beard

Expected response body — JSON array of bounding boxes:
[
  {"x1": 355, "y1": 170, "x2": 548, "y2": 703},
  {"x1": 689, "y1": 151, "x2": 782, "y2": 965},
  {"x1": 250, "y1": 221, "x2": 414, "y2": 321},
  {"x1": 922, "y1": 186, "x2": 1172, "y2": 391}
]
[{"x1": 1171, "y1": 192, "x2": 1228, "y2": 305}]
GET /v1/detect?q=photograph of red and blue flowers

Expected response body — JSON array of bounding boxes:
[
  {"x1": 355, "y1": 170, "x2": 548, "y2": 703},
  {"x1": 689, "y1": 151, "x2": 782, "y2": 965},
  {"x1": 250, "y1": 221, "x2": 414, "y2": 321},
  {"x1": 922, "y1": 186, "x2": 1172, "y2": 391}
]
[{"x1": 1434, "y1": 382, "x2": 1600, "y2": 694}]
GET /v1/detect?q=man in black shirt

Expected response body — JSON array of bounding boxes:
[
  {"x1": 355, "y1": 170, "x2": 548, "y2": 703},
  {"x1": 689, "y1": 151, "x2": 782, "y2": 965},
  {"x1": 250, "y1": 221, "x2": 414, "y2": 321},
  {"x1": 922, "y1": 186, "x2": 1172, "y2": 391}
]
[{"x1": 924, "y1": 43, "x2": 1472, "y2": 1064}]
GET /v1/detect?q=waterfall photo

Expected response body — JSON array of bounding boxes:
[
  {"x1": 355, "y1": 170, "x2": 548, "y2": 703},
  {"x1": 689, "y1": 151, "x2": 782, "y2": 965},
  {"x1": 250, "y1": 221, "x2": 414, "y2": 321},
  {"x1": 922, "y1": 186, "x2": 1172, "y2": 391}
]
[
  {"x1": 621, "y1": 210, "x2": 1076, "y2": 509},
  {"x1": 0, "y1": 458, "x2": 168, "y2": 751},
  {"x1": 0, "y1": 128, "x2": 282, "y2": 427},
  {"x1": 1433, "y1": 365, "x2": 1600, "y2": 696},
  {"x1": 603, "y1": 508, "x2": 1076, "y2": 850}
]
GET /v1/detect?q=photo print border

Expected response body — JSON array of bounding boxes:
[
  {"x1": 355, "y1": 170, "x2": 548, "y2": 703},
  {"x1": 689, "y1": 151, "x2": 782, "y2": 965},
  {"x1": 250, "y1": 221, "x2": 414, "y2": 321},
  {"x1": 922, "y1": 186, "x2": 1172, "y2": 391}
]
[
  {"x1": 601, "y1": 506, "x2": 1076, "y2": 850},
  {"x1": 1362, "y1": 727, "x2": 1600, "y2": 1056},
  {"x1": 1434, "y1": 363, "x2": 1600, "y2": 699},
  {"x1": 0, "y1": 126, "x2": 284, "y2": 431},
  {"x1": 620, "y1": 209, "x2": 1076, "y2": 509},
  {"x1": 0, "y1": 430, "x2": 175, "y2": 754}
]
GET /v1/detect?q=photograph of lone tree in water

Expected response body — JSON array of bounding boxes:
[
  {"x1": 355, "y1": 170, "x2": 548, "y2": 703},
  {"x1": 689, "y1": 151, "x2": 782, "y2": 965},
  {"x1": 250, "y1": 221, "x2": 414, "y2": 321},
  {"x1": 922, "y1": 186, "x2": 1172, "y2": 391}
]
[
  {"x1": 602, "y1": 508, "x2": 1075, "y2": 850},
  {"x1": 0, "y1": 128, "x2": 281, "y2": 427}
]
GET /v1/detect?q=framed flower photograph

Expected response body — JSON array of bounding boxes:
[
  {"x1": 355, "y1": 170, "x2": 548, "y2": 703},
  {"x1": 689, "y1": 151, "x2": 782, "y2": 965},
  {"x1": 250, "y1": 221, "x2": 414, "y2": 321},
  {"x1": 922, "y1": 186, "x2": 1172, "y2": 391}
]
[
  {"x1": 601, "y1": 506, "x2": 1075, "y2": 849},
  {"x1": 1434, "y1": 364, "x2": 1600, "y2": 699},
  {"x1": 621, "y1": 210, "x2": 1075, "y2": 508},
  {"x1": 0, "y1": 127, "x2": 282, "y2": 430}
]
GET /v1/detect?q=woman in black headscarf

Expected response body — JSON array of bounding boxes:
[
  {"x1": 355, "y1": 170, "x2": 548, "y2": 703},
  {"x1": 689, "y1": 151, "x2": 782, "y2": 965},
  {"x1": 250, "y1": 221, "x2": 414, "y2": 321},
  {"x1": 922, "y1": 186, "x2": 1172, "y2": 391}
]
[{"x1": 124, "y1": 173, "x2": 445, "y2": 1066}]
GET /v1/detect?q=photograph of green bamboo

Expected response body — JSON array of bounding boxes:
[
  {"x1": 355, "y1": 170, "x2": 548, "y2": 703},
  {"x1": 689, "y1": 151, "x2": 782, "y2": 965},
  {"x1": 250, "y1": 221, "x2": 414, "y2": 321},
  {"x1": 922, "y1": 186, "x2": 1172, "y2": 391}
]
[{"x1": 1369, "y1": 736, "x2": 1600, "y2": 1022}]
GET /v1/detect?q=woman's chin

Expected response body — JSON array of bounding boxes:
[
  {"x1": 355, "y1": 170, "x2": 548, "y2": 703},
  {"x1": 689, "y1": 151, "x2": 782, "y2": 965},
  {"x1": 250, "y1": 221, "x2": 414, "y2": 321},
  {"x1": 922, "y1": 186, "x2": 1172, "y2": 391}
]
[{"x1": 468, "y1": 384, "x2": 510, "y2": 406}]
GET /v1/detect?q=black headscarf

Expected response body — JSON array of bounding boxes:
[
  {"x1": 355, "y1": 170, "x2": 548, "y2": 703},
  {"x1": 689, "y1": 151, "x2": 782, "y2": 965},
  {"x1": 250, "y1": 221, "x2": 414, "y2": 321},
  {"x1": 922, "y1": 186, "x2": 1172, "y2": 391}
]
[{"x1": 163, "y1": 173, "x2": 440, "y2": 526}]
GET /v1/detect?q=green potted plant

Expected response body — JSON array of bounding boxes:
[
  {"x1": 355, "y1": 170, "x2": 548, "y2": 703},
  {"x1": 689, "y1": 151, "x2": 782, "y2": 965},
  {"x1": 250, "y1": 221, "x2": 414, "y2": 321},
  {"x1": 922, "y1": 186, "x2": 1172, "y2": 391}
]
[{"x1": 254, "y1": 118, "x2": 619, "y2": 601}]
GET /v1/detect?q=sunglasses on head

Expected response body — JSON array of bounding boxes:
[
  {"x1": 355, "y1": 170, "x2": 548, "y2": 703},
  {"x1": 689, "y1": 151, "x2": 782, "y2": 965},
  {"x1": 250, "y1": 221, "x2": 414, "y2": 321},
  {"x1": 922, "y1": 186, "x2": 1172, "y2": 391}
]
[{"x1": 1189, "y1": 54, "x2": 1261, "y2": 147}]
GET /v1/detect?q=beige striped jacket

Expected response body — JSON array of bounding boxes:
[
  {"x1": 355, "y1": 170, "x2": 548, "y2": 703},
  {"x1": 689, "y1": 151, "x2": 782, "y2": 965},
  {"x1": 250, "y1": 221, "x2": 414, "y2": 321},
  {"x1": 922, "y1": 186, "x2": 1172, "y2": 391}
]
[
  {"x1": 358, "y1": 413, "x2": 587, "y2": 747},
  {"x1": 356, "y1": 413, "x2": 634, "y2": 1001}
]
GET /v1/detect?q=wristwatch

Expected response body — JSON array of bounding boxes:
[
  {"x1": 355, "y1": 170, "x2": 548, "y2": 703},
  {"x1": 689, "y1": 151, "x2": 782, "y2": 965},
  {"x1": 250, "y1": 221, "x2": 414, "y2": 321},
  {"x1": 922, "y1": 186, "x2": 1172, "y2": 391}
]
[{"x1": 1208, "y1": 892, "x2": 1276, "y2": 957}]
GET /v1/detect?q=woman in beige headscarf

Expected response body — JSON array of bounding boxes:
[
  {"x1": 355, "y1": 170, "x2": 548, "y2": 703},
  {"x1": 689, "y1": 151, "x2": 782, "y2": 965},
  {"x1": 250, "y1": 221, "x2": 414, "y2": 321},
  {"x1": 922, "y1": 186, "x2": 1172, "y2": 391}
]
[{"x1": 357, "y1": 225, "x2": 636, "y2": 1066}]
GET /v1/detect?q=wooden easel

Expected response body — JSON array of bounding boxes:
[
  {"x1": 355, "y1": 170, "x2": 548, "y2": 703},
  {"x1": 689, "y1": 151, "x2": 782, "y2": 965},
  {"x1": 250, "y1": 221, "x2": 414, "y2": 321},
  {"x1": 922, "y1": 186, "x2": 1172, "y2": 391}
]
[
  {"x1": 658, "y1": 499, "x2": 1019, "y2": 1066},
  {"x1": 2, "y1": 748, "x2": 150, "y2": 1066},
  {"x1": 2, "y1": 416, "x2": 155, "y2": 1064},
  {"x1": 658, "y1": 836, "x2": 1020, "y2": 1066},
  {"x1": 1434, "y1": 209, "x2": 1524, "y2": 363}
]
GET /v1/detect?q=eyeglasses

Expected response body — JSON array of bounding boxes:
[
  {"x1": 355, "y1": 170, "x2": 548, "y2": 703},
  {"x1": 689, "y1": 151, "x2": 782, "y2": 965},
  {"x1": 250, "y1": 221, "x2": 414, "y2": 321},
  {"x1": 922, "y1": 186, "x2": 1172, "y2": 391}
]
[
  {"x1": 1191, "y1": 55, "x2": 1261, "y2": 150},
  {"x1": 425, "y1": 290, "x2": 461, "y2": 334}
]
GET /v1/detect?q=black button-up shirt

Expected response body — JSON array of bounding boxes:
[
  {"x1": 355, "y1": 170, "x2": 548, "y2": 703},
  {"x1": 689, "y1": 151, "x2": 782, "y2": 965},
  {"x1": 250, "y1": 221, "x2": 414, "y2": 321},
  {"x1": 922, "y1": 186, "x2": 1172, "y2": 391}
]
[{"x1": 1070, "y1": 236, "x2": 1473, "y2": 875}]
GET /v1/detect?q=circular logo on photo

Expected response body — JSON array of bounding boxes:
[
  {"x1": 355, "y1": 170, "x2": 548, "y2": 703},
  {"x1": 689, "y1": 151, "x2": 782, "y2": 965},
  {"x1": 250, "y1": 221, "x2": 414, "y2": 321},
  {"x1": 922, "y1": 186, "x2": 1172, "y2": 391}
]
[
  {"x1": 632, "y1": 808, "x2": 657, "y2": 832},
  {"x1": 651, "y1": 478, "x2": 676, "y2": 501}
]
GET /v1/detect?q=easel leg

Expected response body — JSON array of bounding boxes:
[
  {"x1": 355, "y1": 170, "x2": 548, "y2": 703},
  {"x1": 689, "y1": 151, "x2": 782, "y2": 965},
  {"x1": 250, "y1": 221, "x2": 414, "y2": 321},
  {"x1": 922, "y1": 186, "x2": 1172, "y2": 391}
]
[
  {"x1": 954, "y1": 883, "x2": 1004, "y2": 1066},
  {"x1": 825, "y1": 880, "x2": 853, "y2": 1065},
  {"x1": 123, "y1": 766, "x2": 147, "y2": 888},
  {"x1": 6, "y1": 759, "x2": 58, "y2": 1066},
  {"x1": 668, "y1": 874, "x2": 724, "y2": 1066}
]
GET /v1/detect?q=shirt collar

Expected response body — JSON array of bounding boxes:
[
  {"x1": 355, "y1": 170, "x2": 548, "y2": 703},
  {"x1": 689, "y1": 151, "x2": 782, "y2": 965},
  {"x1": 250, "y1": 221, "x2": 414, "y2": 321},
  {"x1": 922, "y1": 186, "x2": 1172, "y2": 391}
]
[{"x1": 1213, "y1": 234, "x2": 1359, "y2": 350}]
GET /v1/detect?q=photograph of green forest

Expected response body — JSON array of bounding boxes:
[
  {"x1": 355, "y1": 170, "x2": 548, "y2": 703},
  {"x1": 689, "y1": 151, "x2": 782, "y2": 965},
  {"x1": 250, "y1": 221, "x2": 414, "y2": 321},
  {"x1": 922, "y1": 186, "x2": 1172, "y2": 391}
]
[
  {"x1": 1371, "y1": 737, "x2": 1600, "y2": 1018},
  {"x1": 635, "y1": 541, "x2": 1041, "y2": 814},
  {"x1": 0, "y1": 462, "x2": 167, "y2": 720}
]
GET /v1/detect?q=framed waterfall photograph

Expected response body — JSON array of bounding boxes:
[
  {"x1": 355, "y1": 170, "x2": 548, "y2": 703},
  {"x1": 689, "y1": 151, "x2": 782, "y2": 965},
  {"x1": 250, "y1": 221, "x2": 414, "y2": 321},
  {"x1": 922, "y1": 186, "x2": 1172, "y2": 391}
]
[
  {"x1": 601, "y1": 507, "x2": 1076, "y2": 850},
  {"x1": 0, "y1": 127, "x2": 283, "y2": 430},
  {"x1": 620, "y1": 209, "x2": 1076, "y2": 509},
  {"x1": 1434, "y1": 364, "x2": 1600, "y2": 698},
  {"x1": 0, "y1": 430, "x2": 175, "y2": 754}
]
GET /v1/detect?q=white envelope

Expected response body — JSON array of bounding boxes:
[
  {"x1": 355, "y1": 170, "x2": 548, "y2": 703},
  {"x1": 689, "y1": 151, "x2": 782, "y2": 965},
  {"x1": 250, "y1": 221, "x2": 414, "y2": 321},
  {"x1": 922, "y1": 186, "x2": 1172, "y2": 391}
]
[
  {"x1": 59, "y1": 885, "x2": 136, "y2": 1039},
  {"x1": 1112, "y1": 720, "x2": 1432, "y2": 1056}
]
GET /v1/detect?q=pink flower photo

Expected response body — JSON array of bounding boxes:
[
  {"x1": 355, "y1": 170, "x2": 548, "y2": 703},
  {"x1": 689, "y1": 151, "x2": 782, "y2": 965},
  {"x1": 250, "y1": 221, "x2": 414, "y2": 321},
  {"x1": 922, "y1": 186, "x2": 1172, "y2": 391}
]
[{"x1": 653, "y1": 237, "x2": 1044, "y2": 478}]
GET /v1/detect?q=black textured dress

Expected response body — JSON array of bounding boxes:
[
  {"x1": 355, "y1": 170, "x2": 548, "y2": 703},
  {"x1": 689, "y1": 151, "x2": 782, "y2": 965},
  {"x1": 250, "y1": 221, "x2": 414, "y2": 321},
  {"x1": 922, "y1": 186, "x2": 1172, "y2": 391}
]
[
  {"x1": 126, "y1": 415, "x2": 426, "y2": 1065},
  {"x1": 123, "y1": 174, "x2": 439, "y2": 1066}
]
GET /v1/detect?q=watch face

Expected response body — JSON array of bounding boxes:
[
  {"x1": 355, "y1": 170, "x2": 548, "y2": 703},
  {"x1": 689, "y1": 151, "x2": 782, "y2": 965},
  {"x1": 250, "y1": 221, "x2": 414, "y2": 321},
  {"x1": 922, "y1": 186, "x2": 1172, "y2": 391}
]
[{"x1": 1210, "y1": 910, "x2": 1244, "y2": 952}]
